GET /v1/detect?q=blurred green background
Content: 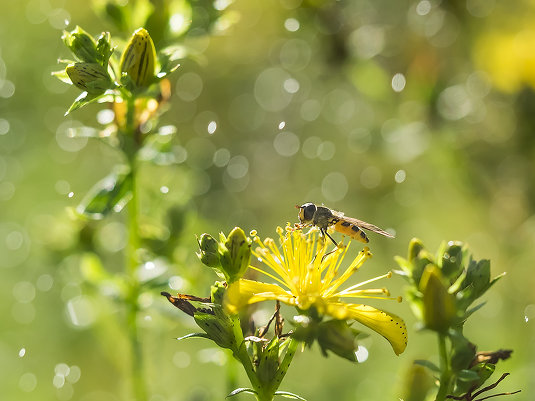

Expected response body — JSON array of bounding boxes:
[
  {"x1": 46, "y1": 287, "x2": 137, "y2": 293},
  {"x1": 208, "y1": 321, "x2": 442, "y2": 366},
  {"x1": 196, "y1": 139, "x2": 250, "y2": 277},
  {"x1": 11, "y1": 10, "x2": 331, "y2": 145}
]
[{"x1": 1, "y1": 0, "x2": 534, "y2": 400}]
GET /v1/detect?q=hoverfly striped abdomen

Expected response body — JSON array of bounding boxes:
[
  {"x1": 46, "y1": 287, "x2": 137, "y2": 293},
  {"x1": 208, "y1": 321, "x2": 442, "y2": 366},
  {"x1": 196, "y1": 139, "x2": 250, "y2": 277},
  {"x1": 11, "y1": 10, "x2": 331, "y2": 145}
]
[{"x1": 334, "y1": 219, "x2": 369, "y2": 243}]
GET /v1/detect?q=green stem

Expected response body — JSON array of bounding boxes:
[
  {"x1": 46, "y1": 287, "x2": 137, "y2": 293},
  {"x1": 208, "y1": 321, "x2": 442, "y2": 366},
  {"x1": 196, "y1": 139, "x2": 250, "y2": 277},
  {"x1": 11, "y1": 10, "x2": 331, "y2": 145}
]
[
  {"x1": 230, "y1": 314, "x2": 261, "y2": 390},
  {"x1": 229, "y1": 315, "x2": 299, "y2": 401},
  {"x1": 124, "y1": 93, "x2": 147, "y2": 401},
  {"x1": 436, "y1": 333, "x2": 452, "y2": 401}
]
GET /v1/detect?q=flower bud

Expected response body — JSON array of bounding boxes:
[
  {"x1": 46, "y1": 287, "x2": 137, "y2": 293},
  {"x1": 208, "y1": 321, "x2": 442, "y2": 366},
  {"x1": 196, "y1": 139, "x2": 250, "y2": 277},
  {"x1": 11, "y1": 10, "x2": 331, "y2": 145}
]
[
  {"x1": 119, "y1": 28, "x2": 156, "y2": 88},
  {"x1": 194, "y1": 304, "x2": 236, "y2": 350},
  {"x1": 197, "y1": 233, "x2": 221, "y2": 268},
  {"x1": 66, "y1": 62, "x2": 112, "y2": 94},
  {"x1": 317, "y1": 320, "x2": 359, "y2": 362},
  {"x1": 62, "y1": 26, "x2": 100, "y2": 63},
  {"x1": 218, "y1": 227, "x2": 252, "y2": 283},
  {"x1": 419, "y1": 265, "x2": 456, "y2": 332},
  {"x1": 256, "y1": 337, "x2": 280, "y2": 385}
]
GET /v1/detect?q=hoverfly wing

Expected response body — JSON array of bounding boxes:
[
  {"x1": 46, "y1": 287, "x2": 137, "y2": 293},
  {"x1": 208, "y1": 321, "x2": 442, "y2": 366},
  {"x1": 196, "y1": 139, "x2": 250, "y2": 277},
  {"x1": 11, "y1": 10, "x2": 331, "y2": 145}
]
[{"x1": 340, "y1": 216, "x2": 395, "y2": 239}]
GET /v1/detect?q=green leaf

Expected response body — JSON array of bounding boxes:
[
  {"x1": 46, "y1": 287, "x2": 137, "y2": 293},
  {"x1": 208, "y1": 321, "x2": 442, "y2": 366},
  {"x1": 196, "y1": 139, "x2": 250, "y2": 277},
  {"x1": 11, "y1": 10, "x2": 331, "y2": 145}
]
[
  {"x1": 76, "y1": 167, "x2": 132, "y2": 219},
  {"x1": 257, "y1": 337, "x2": 280, "y2": 385},
  {"x1": 65, "y1": 91, "x2": 111, "y2": 115},
  {"x1": 457, "y1": 369, "x2": 480, "y2": 382},
  {"x1": 176, "y1": 333, "x2": 211, "y2": 341},
  {"x1": 274, "y1": 391, "x2": 308, "y2": 400},
  {"x1": 414, "y1": 359, "x2": 440, "y2": 373},
  {"x1": 226, "y1": 388, "x2": 257, "y2": 398}
]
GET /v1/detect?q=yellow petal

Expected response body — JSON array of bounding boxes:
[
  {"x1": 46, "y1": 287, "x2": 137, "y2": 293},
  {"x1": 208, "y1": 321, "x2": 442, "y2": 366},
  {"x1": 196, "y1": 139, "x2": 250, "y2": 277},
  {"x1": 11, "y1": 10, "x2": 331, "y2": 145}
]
[
  {"x1": 326, "y1": 302, "x2": 408, "y2": 355},
  {"x1": 224, "y1": 279, "x2": 296, "y2": 314}
]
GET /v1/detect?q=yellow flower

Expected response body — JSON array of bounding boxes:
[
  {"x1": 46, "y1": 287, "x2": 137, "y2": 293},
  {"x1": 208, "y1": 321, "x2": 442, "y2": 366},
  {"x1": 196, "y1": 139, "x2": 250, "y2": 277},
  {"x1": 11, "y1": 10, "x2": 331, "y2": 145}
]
[{"x1": 225, "y1": 227, "x2": 408, "y2": 355}]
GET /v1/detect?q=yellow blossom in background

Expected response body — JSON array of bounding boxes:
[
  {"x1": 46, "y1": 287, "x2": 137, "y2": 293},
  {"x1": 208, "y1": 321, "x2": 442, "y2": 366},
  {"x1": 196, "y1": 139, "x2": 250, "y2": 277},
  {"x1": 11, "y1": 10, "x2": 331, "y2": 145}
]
[
  {"x1": 225, "y1": 227, "x2": 408, "y2": 355},
  {"x1": 474, "y1": 29, "x2": 535, "y2": 93}
]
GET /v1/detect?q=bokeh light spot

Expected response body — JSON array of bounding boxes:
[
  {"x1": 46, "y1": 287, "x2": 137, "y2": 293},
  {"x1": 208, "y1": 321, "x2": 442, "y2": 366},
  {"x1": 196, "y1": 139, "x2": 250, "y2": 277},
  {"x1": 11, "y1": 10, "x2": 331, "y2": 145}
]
[
  {"x1": 96, "y1": 109, "x2": 115, "y2": 125},
  {"x1": 394, "y1": 169, "x2": 407, "y2": 183},
  {"x1": 173, "y1": 351, "x2": 191, "y2": 368},
  {"x1": 300, "y1": 99, "x2": 322, "y2": 121},
  {"x1": 284, "y1": 18, "x2": 300, "y2": 32},
  {"x1": 66, "y1": 296, "x2": 96, "y2": 328},
  {"x1": 321, "y1": 172, "x2": 348, "y2": 202},
  {"x1": 302, "y1": 136, "x2": 322, "y2": 159},
  {"x1": 349, "y1": 25, "x2": 385, "y2": 59},
  {"x1": 227, "y1": 155, "x2": 249, "y2": 179},
  {"x1": 19, "y1": 372, "x2": 37, "y2": 392},
  {"x1": 355, "y1": 345, "x2": 369, "y2": 363},
  {"x1": 416, "y1": 0, "x2": 431, "y2": 16},
  {"x1": 13, "y1": 281, "x2": 36, "y2": 303},
  {"x1": 254, "y1": 67, "x2": 293, "y2": 112},
  {"x1": 273, "y1": 131, "x2": 300, "y2": 157},
  {"x1": 360, "y1": 166, "x2": 382, "y2": 189},
  {"x1": 207, "y1": 120, "x2": 217, "y2": 134},
  {"x1": 391, "y1": 73, "x2": 406, "y2": 92},
  {"x1": 317, "y1": 141, "x2": 336, "y2": 161},
  {"x1": 213, "y1": 148, "x2": 231, "y2": 167},
  {"x1": 176, "y1": 72, "x2": 203, "y2": 102},
  {"x1": 0, "y1": 118, "x2": 10, "y2": 135},
  {"x1": 36, "y1": 274, "x2": 54, "y2": 291},
  {"x1": 96, "y1": 222, "x2": 127, "y2": 253}
]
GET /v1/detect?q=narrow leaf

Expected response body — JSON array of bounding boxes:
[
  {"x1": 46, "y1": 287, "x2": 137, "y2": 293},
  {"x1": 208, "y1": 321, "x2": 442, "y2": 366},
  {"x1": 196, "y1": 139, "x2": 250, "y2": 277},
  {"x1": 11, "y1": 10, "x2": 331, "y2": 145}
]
[
  {"x1": 65, "y1": 91, "x2": 110, "y2": 115},
  {"x1": 176, "y1": 333, "x2": 210, "y2": 341},
  {"x1": 76, "y1": 167, "x2": 132, "y2": 219},
  {"x1": 226, "y1": 388, "x2": 257, "y2": 398},
  {"x1": 414, "y1": 359, "x2": 440, "y2": 373},
  {"x1": 274, "y1": 391, "x2": 308, "y2": 400},
  {"x1": 457, "y1": 369, "x2": 481, "y2": 382}
]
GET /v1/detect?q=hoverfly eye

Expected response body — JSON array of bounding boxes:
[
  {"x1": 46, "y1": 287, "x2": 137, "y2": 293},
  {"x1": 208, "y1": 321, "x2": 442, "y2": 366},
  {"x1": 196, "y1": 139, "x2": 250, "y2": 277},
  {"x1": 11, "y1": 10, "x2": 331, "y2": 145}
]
[{"x1": 300, "y1": 203, "x2": 316, "y2": 222}]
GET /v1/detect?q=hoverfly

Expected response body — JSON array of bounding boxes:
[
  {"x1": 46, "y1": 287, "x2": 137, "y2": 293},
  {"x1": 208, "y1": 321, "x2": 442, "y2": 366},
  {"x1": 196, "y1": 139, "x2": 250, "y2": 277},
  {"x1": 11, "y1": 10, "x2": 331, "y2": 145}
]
[{"x1": 296, "y1": 202, "x2": 394, "y2": 247}]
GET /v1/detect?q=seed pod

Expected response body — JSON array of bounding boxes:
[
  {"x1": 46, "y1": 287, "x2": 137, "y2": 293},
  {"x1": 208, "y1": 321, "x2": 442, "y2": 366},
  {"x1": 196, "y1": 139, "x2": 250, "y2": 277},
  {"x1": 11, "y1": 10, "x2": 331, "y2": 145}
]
[
  {"x1": 66, "y1": 62, "x2": 112, "y2": 94},
  {"x1": 119, "y1": 28, "x2": 156, "y2": 88}
]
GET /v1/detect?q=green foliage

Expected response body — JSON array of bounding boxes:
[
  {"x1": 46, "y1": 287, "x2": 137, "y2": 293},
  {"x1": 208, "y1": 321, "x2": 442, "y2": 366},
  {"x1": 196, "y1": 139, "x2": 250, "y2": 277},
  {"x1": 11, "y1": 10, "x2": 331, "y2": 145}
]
[
  {"x1": 76, "y1": 167, "x2": 133, "y2": 219},
  {"x1": 396, "y1": 240, "x2": 516, "y2": 400},
  {"x1": 196, "y1": 227, "x2": 252, "y2": 283}
]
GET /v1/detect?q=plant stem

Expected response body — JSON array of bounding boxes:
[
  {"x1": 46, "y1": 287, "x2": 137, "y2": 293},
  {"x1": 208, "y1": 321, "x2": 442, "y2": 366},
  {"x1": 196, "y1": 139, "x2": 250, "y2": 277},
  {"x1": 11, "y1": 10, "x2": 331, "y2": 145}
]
[
  {"x1": 436, "y1": 333, "x2": 452, "y2": 401},
  {"x1": 125, "y1": 93, "x2": 147, "y2": 401},
  {"x1": 230, "y1": 314, "x2": 261, "y2": 390}
]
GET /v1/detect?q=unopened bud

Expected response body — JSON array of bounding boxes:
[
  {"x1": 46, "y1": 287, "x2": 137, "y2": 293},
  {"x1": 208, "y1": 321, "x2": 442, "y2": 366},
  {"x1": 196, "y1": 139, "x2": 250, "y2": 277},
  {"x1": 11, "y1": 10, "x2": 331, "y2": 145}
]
[
  {"x1": 66, "y1": 62, "x2": 112, "y2": 94},
  {"x1": 420, "y1": 265, "x2": 456, "y2": 332},
  {"x1": 197, "y1": 233, "x2": 221, "y2": 268},
  {"x1": 119, "y1": 28, "x2": 156, "y2": 88},
  {"x1": 219, "y1": 227, "x2": 252, "y2": 283},
  {"x1": 62, "y1": 26, "x2": 99, "y2": 63}
]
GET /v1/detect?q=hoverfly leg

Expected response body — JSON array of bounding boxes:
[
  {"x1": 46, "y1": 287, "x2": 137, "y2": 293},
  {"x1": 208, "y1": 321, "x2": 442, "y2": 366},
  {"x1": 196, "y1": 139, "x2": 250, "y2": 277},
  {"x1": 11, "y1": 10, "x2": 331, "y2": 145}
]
[{"x1": 320, "y1": 228, "x2": 339, "y2": 262}]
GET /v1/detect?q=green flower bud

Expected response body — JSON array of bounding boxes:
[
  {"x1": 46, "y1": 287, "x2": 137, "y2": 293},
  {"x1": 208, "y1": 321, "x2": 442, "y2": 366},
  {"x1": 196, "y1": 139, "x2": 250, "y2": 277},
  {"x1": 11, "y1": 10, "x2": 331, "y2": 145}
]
[
  {"x1": 197, "y1": 233, "x2": 221, "y2": 268},
  {"x1": 408, "y1": 238, "x2": 425, "y2": 262},
  {"x1": 317, "y1": 320, "x2": 359, "y2": 362},
  {"x1": 218, "y1": 227, "x2": 252, "y2": 283},
  {"x1": 62, "y1": 26, "x2": 100, "y2": 63},
  {"x1": 65, "y1": 62, "x2": 112, "y2": 94},
  {"x1": 419, "y1": 265, "x2": 456, "y2": 332},
  {"x1": 438, "y1": 241, "x2": 465, "y2": 280},
  {"x1": 256, "y1": 337, "x2": 280, "y2": 385},
  {"x1": 194, "y1": 304, "x2": 236, "y2": 350},
  {"x1": 119, "y1": 28, "x2": 156, "y2": 88}
]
